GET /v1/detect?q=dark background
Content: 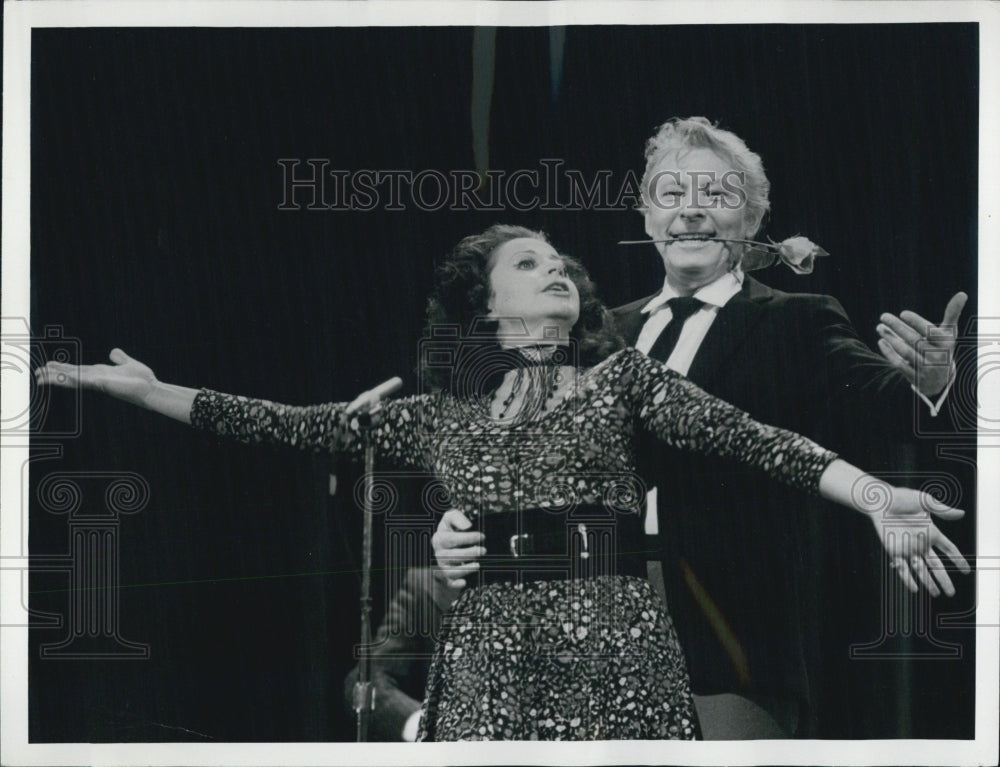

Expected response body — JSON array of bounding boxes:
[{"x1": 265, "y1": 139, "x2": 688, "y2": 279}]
[{"x1": 28, "y1": 24, "x2": 978, "y2": 742}]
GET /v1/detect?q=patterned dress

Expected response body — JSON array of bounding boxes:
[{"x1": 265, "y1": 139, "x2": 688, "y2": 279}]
[{"x1": 190, "y1": 347, "x2": 836, "y2": 740}]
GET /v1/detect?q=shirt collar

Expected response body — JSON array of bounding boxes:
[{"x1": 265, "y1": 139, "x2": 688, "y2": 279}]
[{"x1": 640, "y1": 268, "x2": 745, "y2": 314}]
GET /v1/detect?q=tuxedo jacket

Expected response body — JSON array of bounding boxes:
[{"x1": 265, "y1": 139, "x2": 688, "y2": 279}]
[
  {"x1": 343, "y1": 568, "x2": 458, "y2": 741},
  {"x1": 614, "y1": 275, "x2": 915, "y2": 719}
]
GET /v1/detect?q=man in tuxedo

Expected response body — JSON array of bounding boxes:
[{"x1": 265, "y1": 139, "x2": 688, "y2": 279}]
[
  {"x1": 432, "y1": 117, "x2": 965, "y2": 738},
  {"x1": 612, "y1": 116, "x2": 963, "y2": 737}
]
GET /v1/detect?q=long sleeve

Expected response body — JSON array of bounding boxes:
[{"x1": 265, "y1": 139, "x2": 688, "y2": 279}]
[
  {"x1": 189, "y1": 389, "x2": 432, "y2": 469},
  {"x1": 619, "y1": 348, "x2": 837, "y2": 495}
]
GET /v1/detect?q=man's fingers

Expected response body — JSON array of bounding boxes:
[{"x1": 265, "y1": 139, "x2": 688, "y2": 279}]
[
  {"x1": 876, "y1": 325, "x2": 919, "y2": 368},
  {"x1": 439, "y1": 560, "x2": 480, "y2": 589},
  {"x1": 879, "y1": 312, "x2": 925, "y2": 345},
  {"x1": 439, "y1": 560, "x2": 480, "y2": 577},
  {"x1": 877, "y1": 337, "x2": 916, "y2": 381},
  {"x1": 439, "y1": 509, "x2": 474, "y2": 532},
  {"x1": 432, "y1": 531, "x2": 485, "y2": 551},
  {"x1": 434, "y1": 544, "x2": 486, "y2": 563},
  {"x1": 941, "y1": 291, "x2": 968, "y2": 328}
]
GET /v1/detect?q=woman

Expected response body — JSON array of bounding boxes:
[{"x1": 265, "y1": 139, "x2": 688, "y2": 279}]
[{"x1": 35, "y1": 224, "x2": 967, "y2": 740}]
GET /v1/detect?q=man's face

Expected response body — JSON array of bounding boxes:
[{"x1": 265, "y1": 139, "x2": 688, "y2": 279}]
[{"x1": 643, "y1": 147, "x2": 750, "y2": 293}]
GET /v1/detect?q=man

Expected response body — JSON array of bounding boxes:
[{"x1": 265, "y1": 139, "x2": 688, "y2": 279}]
[
  {"x1": 616, "y1": 117, "x2": 964, "y2": 737},
  {"x1": 433, "y1": 117, "x2": 965, "y2": 738}
]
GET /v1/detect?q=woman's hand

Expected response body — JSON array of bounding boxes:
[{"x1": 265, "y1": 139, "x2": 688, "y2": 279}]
[
  {"x1": 35, "y1": 348, "x2": 158, "y2": 407},
  {"x1": 35, "y1": 348, "x2": 198, "y2": 424},
  {"x1": 867, "y1": 484, "x2": 971, "y2": 596},
  {"x1": 819, "y1": 460, "x2": 970, "y2": 596},
  {"x1": 432, "y1": 509, "x2": 486, "y2": 589}
]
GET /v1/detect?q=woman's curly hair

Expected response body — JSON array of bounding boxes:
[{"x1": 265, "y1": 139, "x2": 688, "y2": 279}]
[{"x1": 420, "y1": 224, "x2": 624, "y2": 393}]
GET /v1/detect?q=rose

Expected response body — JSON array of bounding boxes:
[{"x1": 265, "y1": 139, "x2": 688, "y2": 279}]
[
  {"x1": 774, "y1": 236, "x2": 830, "y2": 275},
  {"x1": 617, "y1": 234, "x2": 831, "y2": 275}
]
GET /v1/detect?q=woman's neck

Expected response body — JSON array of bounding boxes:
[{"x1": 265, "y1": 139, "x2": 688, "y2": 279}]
[{"x1": 494, "y1": 317, "x2": 574, "y2": 348}]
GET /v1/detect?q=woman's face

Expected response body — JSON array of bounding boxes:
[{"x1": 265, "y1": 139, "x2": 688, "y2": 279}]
[
  {"x1": 486, "y1": 237, "x2": 580, "y2": 344},
  {"x1": 643, "y1": 147, "x2": 752, "y2": 293}
]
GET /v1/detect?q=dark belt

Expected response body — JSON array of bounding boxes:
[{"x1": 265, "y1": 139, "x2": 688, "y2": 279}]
[{"x1": 472, "y1": 504, "x2": 648, "y2": 587}]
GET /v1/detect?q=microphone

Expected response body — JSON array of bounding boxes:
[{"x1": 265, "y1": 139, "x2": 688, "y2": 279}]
[{"x1": 345, "y1": 376, "x2": 403, "y2": 417}]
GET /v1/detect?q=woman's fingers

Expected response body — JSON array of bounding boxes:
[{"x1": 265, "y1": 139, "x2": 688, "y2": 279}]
[
  {"x1": 109, "y1": 348, "x2": 132, "y2": 365},
  {"x1": 920, "y1": 491, "x2": 964, "y2": 521},
  {"x1": 932, "y1": 526, "x2": 971, "y2": 574},
  {"x1": 924, "y1": 549, "x2": 955, "y2": 597},
  {"x1": 908, "y1": 554, "x2": 941, "y2": 598},
  {"x1": 883, "y1": 524, "x2": 969, "y2": 597},
  {"x1": 887, "y1": 489, "x2": 963, "y2": 522},
  {"x1": 890, "y1": 558, "x2": 920, "y2": 593},
  {"x1": 35, "y1": 361, "x2": 79, "y2": 387}
]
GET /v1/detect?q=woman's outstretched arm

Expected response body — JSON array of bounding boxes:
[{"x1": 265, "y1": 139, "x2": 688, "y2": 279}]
[
  {"x1": 36, "y1": 348, "x2": 427, "y2": 467},
  {"x1": 622, "y1": 349, "x2": 971, "y2": 596},
  {"x1": 35, "y1": 348, "x2": 197, "y2": 423}
]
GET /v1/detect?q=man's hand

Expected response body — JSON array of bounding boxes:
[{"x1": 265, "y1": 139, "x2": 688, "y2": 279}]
[
  {"x1": 432, "y1": 510, "x2": 485, "y2": 589},
  {"x1": 877, "y1": 291, "x2": 967, "y2": 397}
]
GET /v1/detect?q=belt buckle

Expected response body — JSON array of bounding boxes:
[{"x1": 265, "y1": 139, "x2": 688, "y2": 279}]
[
  {"x1": 509, "y1": 532, "x2": 532, "y2": 557},
  {"x1": 578, "y1": 523, "x2": 589, "y2": 559}
]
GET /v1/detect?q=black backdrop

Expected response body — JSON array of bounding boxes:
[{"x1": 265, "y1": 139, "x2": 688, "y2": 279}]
[{"x1": 28, "y1": 24, "x2": 978, "y2": 742}]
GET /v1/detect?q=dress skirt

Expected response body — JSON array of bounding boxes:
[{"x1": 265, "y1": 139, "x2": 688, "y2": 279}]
[{"x1": 416, "y1": 575, "x2": 699, "y2": 740}]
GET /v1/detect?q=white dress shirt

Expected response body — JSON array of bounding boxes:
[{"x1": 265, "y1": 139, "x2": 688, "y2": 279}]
[
  {"x1": 635, "y1": 270, "x2": 744, "y2": 535},
  {"x1": 634, "y1": 269, "x2": 745, "y2": 375}
]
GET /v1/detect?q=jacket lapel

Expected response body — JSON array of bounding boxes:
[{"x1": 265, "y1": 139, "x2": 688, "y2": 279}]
[{"x1": 686, "y1": 276, "x2": 773, "y2": 386}]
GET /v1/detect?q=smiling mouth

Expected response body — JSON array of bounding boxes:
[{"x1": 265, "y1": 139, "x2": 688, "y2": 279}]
[{"x1": 668, "y1": 233, "x2": 716, "y2": 242}]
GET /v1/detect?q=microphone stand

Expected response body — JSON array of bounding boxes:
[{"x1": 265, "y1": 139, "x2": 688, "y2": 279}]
[
  {"x1": 343, "y1": 376, "x2": 400, "y2": 742},
  {"x1": 352, "y1": 409, "x2": 376, "y2": 742}
]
